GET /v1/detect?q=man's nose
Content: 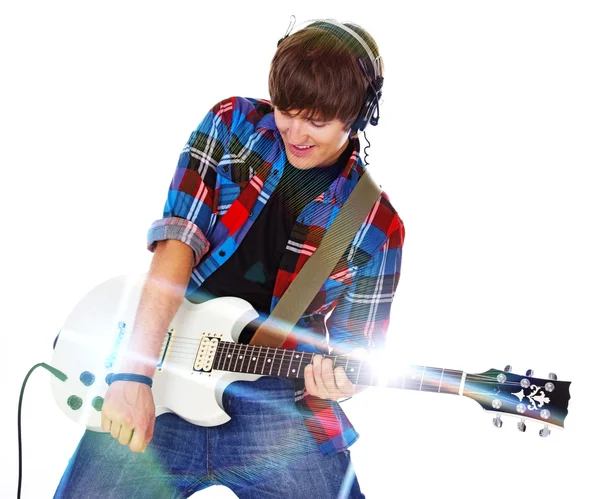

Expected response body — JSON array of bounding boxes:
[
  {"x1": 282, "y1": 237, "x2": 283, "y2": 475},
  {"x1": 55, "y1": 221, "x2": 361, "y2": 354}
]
[{"x1": 287, "y1": 119, "x2": 309, "y2": 144}]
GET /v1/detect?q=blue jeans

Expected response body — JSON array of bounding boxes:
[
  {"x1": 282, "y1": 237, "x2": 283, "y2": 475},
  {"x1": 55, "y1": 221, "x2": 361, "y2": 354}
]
[{"x1": 54, "y1": 377, "x2": 365, "y2": 498}]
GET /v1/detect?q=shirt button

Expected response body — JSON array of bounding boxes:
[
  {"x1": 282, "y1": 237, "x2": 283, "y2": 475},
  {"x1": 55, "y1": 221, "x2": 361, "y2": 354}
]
[
  {"x1": 273, "y1": 170, "x2": 279, "y2": 175},
  {"x1": 249, "y1": 211, "x2": 254, "y2": 217},
  {"x1": 219, "y1": 250, "x2": 225, "y2": 257},
  {"x1": 222, "y1": 166, "x2": 229, "y2": 172}
]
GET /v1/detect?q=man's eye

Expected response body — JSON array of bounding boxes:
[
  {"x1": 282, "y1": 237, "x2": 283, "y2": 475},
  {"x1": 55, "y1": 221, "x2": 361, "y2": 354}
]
[{"x1": 310, "y1": 121, "x2": 326, "y2": 128}]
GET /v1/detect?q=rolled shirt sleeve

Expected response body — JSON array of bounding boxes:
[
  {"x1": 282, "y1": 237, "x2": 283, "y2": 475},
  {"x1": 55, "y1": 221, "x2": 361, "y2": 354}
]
[
  {"x1": 147, "y1": 97, "x2": 237, "y2": 266},
  {"x1": 147, "y1": 217, "x2": 210, "y2": 267}
]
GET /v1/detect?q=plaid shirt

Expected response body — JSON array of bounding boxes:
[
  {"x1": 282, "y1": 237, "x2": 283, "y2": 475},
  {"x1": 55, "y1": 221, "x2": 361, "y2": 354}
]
[{"x1": 148, "y1": 96, "x2": 405, "y2": 455}]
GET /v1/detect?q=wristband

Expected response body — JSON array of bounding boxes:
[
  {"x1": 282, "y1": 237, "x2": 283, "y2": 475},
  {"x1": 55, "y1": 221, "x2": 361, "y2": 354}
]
[{"x1": 106, "y1": 373, "x2": 153, "y2": 388}]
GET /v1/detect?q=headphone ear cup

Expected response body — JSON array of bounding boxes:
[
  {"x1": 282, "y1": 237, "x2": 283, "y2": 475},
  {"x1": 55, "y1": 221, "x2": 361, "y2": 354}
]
[{"x1": 351, "y1": 88, "x2": 380, "y2": 133}]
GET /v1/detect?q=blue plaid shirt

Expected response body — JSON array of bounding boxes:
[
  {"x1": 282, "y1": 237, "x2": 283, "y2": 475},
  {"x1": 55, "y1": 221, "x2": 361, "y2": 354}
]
[{"x1": 148, "y1": 96, "x2": 404, "y2": 455}]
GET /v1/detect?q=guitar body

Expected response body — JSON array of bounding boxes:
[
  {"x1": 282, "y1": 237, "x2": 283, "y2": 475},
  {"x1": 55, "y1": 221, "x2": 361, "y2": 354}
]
[
  {"x1": 51, "y1": 274, "x2": 261, "y2": 431},
  {"x1": 51, "y1": 275, "x2": 572, "y2": 436}
]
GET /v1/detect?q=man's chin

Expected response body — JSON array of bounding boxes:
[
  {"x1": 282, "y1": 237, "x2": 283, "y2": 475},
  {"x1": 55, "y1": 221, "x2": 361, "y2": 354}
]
[{"x1": 285, "y1": 152, "x2": 313, "y2": 170}]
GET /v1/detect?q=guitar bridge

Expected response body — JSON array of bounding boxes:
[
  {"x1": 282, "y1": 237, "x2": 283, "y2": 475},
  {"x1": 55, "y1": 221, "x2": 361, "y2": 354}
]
[
  {"x1": 194, "y1": 332, "x2": 222, "y2": 372},
  {"x1": 156, "y1": 329, "x2": 175, "y2": 372}
]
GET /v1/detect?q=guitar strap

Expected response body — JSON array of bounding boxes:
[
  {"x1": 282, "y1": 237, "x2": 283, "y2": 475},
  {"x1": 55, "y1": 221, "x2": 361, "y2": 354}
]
[{"x1": 250, "y1": 170, "x2": 383, "y2": 348}]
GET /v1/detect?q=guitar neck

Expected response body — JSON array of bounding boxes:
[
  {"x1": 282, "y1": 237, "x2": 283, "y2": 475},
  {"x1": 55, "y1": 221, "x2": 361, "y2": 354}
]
[{"x1": 213, "y1": 341, "x2": 465, "y2": 396}]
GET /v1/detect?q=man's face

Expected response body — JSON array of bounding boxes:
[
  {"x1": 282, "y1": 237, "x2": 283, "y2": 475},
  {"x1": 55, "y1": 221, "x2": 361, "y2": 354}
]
[{"x1": 274, "y1": 107, "x2": 351, "y2": 170}]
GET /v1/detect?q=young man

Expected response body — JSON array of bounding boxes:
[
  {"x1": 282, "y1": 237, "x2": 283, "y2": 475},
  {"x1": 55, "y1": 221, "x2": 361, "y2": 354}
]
[{"x1": 55, "y1": 19, "x2": 404, "y2": 498}]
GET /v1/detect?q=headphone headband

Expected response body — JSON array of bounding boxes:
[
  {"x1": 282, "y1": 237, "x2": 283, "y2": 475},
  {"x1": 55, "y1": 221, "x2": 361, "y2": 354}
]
[{"x1": 279, "y1": 16, "x2": 382, "y2": 79}]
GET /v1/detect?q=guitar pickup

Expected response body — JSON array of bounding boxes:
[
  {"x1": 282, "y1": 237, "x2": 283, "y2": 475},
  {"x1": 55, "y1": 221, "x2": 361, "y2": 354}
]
[{"x1": 194, "y1": 332, "x2": 222, "y2": 372}]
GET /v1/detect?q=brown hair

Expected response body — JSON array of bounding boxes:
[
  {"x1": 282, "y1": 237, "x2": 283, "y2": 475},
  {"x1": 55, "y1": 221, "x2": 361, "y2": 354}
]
[{"x1": 268, "y1": 21, "x2": 384, "y2": 132}]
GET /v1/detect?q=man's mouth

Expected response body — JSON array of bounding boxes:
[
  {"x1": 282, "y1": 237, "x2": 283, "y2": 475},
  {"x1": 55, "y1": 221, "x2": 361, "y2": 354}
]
[{"x1": 290, "y1": 144, "x2": 315, "y2": 155}]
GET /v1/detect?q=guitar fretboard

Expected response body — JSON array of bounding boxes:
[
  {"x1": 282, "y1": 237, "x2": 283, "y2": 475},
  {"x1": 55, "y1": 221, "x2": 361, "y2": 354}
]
[{"x1": 212, "y1": 341, "x2": 464, "y2": 395}]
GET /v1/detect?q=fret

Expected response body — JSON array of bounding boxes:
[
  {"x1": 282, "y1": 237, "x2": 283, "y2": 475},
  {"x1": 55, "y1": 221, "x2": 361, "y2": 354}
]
[
  {"x1": 226, "y1": 343, "x2": 235, "y2": 372},
  {"x1": 254, "y1": 345, "x2": 263, "y2": 374},
  {"x1": 343, "y1": 359, "x2": 355, "y2": 384},
  {"x1": 421, "y1": 367, "x2": 445, "y2": 392},
  {"x1": 268, "y1": 348, "x2": 274, "y2": 375},
  {"x1": 240, "y1": 344, "x2": 252, "y2": 373},
  {"x1": 235, "y1": 344, "x2": 245, "y2": 373},
  {"x1": 381, "y1": 365, "x2": 463, "y2": 395},
  {"x1": 297, "y1": 351, "x2": 305, "y2": 378},
  {"x1": 355, "y1": 359, "x2": 363, "y2": 386},
  {"x1": 238, "y1": 344, "x2": 249, "y2": 373},
  {"x1": 214, "y1": 343, "x2": 223, "y2": 371},
  {"x1": 291, "y1": 352, "x2": 298, "y2": 379},
  {"x1": 250, "y1": 345, "x2": 258, "y2": 374},
  {"x1": 286, "y1": 351, "x2": 294, "y2": 378},
  {"x1": 261, "y1": 347, "x2": 269, "y2": 375},
  {"x1": 245, "y1": 344, "x2": 255, "y2": 373},
  {"x1": 403, "y1": 366, "x2": 424, "y2": 391},
  {"x1": 304, "y1": 353, "x2": 315, "y2": 379},
  {"x1": 232, "y1": 344, "x2": 242, "y2": 372},
  {"x1": 441, "y1": 368, "x2": 464, "y2": 396},
  {"x1": 234, "y1": 344, "x2": 244, "y2": 373},
  {"x1": 277, "y1": 349, "x2": 285, "y2": 376},
  {"x1": 212, "y1": 343, "x2": 221, "y2": 371}
]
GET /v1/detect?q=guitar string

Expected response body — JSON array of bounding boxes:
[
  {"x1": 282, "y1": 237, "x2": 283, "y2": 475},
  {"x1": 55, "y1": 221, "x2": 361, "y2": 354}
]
[
  {"x1": 161, "y1": 345, "x2": 536, "y2": 382},
  {"x1": 153, "y1": 339, "x2": 551, "y2": 389},
  {"x1": 153, "y1": 354, "x2": 545, "y2": 394},
  {"x1": 159, "y1": 353, "x2": 531, "y2": 388}
]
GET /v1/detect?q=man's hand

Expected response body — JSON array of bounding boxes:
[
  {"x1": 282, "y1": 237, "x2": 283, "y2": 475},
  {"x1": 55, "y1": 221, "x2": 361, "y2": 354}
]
[
  {"x1": 304, "y1": 354, "x2": 356, "y2": 401},
  {"x1": 101, "y1": 381, "x2": 156, "y2": 453}
]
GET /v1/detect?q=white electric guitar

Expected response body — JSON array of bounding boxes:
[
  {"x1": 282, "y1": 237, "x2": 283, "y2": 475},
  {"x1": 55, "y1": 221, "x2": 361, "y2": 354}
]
[{"x1": 51, "y1": 275, "x2": 571, "y2": 436}]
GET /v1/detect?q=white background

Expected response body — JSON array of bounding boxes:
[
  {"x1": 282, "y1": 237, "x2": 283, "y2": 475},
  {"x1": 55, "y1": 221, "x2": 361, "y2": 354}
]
[{"x1": 1, "y1": 1, "x2": 598, "y2": 497}]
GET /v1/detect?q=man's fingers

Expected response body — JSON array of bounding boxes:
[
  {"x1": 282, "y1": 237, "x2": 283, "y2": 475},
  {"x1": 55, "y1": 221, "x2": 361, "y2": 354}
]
[
  {"x1": 129, "y1": 429, "x2": 146, "y2": 453},
  {"x1": 101, "y1": 412, "x2": 111, "y2": 433},
  {"x1": 305, "y1": 354, "x2": 358, "y2": 400},
  {"x1": 110, "y1": 420, "x2": 122, "y2": 439},
  {"x1": 321, "y1": 358, "x2": 340, "y2": 395},
  {"x1": 311, "y1": 355, "x2": 328, "y2": 396},
  {"x1": 304, "y1": 364, "x2": 317, "y2": 396},
  {"x1": 334, "y1": 367, "x2": 355, "y2": 397},
  {"x1": 118, "y1": 425, "x2": 134, "y2": 446}
]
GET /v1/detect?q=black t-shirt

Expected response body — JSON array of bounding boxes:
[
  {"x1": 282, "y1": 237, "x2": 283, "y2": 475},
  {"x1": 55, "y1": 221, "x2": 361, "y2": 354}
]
[{"x1": 196, "y1": 141, "x2": 353, "y2": 342}]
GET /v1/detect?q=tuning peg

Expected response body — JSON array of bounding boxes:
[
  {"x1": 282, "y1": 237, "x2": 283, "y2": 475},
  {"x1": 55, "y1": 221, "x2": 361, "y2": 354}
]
[
  {"x1": 504, "y1": 365, "x2": 512, "y2": 372},
  {"x1": 493, "y1": 415, "x2": 503, "y2": 428},
  {"x1": 526, "y1": 369, "x2": 534, "y2": 377},
  {"x1": 517, "y1": 419, "x2": 526, "y2": 432},
  {"x1": 539, "y1": 424, "x2": 551, "y2": 437},
  {"x1": 548, "y1": 372, "x2": 557, "y2": 380}
]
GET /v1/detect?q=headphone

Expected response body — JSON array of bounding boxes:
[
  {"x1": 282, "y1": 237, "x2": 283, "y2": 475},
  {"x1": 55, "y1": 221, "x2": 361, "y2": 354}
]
[{"x1": 276, "y1": 16, "x2": 384, "y2": 134}]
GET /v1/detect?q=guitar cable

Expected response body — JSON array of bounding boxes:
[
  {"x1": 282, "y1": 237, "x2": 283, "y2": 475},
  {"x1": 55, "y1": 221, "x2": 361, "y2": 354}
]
[{"x1": 17, "y1": 362, "x2": 68, "y2": 499}]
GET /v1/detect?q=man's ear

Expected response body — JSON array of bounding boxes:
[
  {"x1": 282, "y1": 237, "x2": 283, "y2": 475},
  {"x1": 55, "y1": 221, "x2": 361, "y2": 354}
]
[{"x1": 345, "y1": 126, "x2": 358, "y2": 139}]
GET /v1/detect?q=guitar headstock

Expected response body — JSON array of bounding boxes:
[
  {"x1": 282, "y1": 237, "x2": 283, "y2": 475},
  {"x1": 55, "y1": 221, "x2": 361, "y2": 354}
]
[{"x1": 464, "y1": 366, "x2": 571, "y2": 436}]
